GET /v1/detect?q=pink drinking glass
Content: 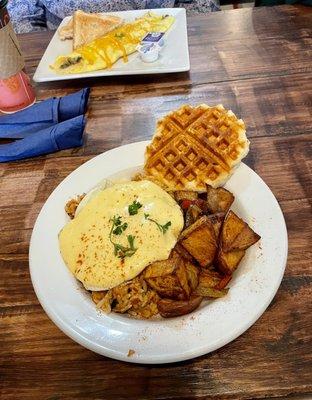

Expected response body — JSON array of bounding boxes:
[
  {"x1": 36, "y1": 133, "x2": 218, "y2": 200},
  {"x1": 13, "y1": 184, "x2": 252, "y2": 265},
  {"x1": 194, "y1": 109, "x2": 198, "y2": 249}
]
[{"x1": 0, "y1": 0, "x2": 36, "y2": 114}]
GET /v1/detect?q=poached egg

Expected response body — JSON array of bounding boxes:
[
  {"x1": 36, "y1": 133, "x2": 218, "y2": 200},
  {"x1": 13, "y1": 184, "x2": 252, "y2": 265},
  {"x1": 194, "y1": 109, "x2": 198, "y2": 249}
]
[{"x1": 59, "y1": 180, "x2": 183, "y2": 290}]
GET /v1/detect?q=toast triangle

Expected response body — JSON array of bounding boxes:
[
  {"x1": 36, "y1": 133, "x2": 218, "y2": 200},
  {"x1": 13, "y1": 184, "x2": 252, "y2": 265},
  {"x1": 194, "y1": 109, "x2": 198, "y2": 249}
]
[{"x1": 73, "y1": 10, "x2": 123, "y2": 50}]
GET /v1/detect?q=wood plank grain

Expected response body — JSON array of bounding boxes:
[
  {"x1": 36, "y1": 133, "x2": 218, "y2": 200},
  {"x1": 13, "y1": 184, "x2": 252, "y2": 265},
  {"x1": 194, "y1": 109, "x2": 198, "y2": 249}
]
[
  {"x1": 18, "y1": 6, "x2": 312, "y2": 98},
  {"x1": 1, "y1": 194, "x2": 311, "y2": 306},
  {"x1": 0, "y1": 132, "x2": 311, "y2": 255},
  {"x1": 1, "y1": 6, "x2": 311, "y2": 399},
  {"x1": 1, "y1": 73, "x2": 310, "y2": 165},
  {"x1": 1, "y1": 140, "x2": 311, "y2": 398},
  {"x1": 1, "y1": 195, "x2": 311, "y2": 399}
]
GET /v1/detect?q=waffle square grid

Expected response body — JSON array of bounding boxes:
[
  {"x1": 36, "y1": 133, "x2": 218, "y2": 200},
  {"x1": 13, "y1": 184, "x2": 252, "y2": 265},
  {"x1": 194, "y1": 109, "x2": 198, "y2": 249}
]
[{"x1": 145, "y1": 104, "x2": 249, "y2": 191}]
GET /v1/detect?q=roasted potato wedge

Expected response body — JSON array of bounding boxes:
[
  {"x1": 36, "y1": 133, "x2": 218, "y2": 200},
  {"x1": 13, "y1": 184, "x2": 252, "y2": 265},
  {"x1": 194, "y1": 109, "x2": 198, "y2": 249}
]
[
  {"x1": 144, "y1": 251, "x2": 179, "y2": 278},
  {"x1": 207, "y1": 212, "x2": 225, "y2": 240},
  {"x1": 198, "y1": 266, "x2": 232, "y2": 290},
  {"x1": 221, "y1": 210, "x2": 246, "y2": 252},
  {"x1": 229, "y1": 224, "x2": 261, "y2": 251},
  {"x1": 216, "y1": 247, "x2": 245, "y2": 275},
  {"x1": 174, "y1": 190, "x2": 198, "y2": 202},
  {"x1": 184, "y1": 204, "x2": 202, "y2": 228},
  {"x1": 175, "y1": 259, "x2": 191, "y2": 298},
  {"x1": 146, "y1": 275, "x2": 186, "y2": 300},
  {"x1": 221, "y1": 210, "x2": 245, "y2": 252},
  {"x1": 174, "y1": 242, "x2": 195, "y2": 262},
  {"x1": 185, "y1": 261, "x2": 199, "y2": 292},
  {"x1": 206, "y1": 185, "x2": 234, "y2": 214},
  {"x1": 215, "y1": 274, "x2": 232, "y2": 290},
  {"x1": 180, "y1": 216, "x2": 217, "y2": 267},
  {"x1": 158, "y1": 296, "x2": 203, "y2": 318},
  {"x1": 198, "y1": 269, "x2": 222, "y2": 288},
  {"x1": 195, "y1": 285, "x2": 228, "y2": 298},
  {"x1": 222, "y1": 210, "x2": 260, "y2": 252},
  {"x1": 180, "y1": 198, "x2": 208, "y2": 212}
]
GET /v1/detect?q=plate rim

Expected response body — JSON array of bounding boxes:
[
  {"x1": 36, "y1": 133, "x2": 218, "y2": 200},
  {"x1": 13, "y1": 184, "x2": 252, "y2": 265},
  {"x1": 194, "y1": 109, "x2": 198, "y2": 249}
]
[
  {"x1": 33, "y1": 8, "x2": 190, "y2": 83},
  {"x1": 29, "y1": 140, "x2": 288, "y2": 364}
]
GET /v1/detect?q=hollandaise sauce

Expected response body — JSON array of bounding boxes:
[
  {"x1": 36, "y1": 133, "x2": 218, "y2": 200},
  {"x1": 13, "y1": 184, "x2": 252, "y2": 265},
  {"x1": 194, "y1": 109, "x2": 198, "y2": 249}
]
[{"x1": 59, "y1": 181, "x2": 183, "y2": 291}]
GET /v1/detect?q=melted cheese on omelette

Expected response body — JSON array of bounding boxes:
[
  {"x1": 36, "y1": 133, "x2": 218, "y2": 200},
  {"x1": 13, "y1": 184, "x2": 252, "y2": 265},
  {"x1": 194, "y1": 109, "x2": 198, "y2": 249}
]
[
  {"x1": 52, "y1": 13, "x2": 175, "y2": 74},
  {"x1": 59, "y1": 180, "x2": 183, "y2": 290}
]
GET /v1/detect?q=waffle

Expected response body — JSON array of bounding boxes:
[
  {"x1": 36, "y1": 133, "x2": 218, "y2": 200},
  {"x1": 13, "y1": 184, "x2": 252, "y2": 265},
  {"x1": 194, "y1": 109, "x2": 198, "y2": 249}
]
[{"x1": 144, "y1": 104, "x2": 249, "y2": 191}]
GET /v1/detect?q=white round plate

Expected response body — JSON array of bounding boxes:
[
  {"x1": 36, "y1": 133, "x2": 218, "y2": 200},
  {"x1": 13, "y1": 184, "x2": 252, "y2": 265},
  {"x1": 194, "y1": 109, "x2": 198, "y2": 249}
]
[{"x1": 29, "y1": 141, "x2": 288, "y2": 364}]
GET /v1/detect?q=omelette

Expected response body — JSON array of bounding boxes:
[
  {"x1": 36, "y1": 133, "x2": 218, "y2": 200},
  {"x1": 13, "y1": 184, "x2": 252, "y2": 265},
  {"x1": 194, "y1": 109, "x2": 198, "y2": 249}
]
[
  {"x1": 59, "y1": 180, "x2": 184, "y2": 291},
  {"x1": 51, "y1": 12, "x2": 175, "y2": 74}
]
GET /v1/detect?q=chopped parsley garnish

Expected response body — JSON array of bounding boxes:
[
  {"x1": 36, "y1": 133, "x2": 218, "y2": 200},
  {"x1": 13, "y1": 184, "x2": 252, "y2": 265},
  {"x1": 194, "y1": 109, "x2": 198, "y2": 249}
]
[
  {"x1": 127, "y1": 234, "x2": 136, "y2": 249},
  {"x1": 113, "y1": 221, "x2": 128, "y2": 235},
  {"x1": 112, "y1": 235, "x2": 137, "y2": 259},
  {"x1": 158, "y1": 221, "x2": 172, "y2": 234},
  {"x1": 109, "y1": 216, "x2": 137, "y2": 259},
  {"x1": 128, "y1": 200, "x2": 142, "y2": 215},
  {"x1": 144, "y1": 213, "x2": 171, "y2": 234}
]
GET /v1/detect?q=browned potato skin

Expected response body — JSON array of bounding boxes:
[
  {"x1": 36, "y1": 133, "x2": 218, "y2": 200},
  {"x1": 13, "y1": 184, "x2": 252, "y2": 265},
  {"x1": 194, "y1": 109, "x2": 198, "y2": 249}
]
[
  {"x1": 228, "y1": 224, "x2": 261, "y2": 251},
  {"x1": 175, "y1": 258, "x2": 191, "y2": 298},
  {"x1": 174, "y1": 243, "x2": 194, "y2": 262},
  {"x1": 221, "y1": 210, "x2": 247, "y2": 252},
  {"x1": 206, "y1": 212, "x2": 225, "y2": 240},
  {"x1": 221, "y1": 210, "x2": 260, "y2": 253},
  {"x1": 144, "y1": 252, "x2": 179, "y2": 278},
  {"x1": 145, "y1": 253, "x2": 191, "y2": 300},
  {"x1": 195, "y1": 270, "x2": 229, "y2": 297},
  {"x1": 206, "y1": 185, "x2": 234, "y2": 214},
  {"x1": 158, "y1": 296, "x2": 203, "y2": 318},
  {"x1": 216, "y1": 209, "x2": 260, "y2": 274},
  {"x1": 146, "y1": 275, "x2": 186, "y2": 300},
  {"x1": 184, "y1": 261, "x2": 199, "y2": 292},
  {"x1": 198, "y1": 269, "x2": 222, "y2": 288},
  {"x1": 215, "y1": 274, "x2": 232, "y2": 290},
  {"x1": 180, "y1": 216, "x2": 217, "y2": 267},
  {"x1": 184, "y1": 204, "x2": 202, "y2": 228},
  {"x1": 216, "y1": 247, "x2": 245, "y2": 275},
  {"x1": 195, "y1": 285, "x2": 228, "y2": 298}
]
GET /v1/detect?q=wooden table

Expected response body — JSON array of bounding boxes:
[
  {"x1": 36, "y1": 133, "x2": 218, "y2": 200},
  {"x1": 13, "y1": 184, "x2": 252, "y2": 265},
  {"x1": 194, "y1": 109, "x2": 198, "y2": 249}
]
[{"x1": 1, "y1": 5, "x2": 311, "y2": 399}]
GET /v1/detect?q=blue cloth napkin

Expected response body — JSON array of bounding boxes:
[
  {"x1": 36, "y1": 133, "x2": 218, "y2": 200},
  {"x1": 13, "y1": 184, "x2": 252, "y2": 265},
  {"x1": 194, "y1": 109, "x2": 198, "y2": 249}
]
[
  {"x1": 0, "y1": 88, "x2": 90, "y2": 139},
  {"x1": 0, "y1": 88, "x2": 89, "y2": 163},
  {"x1": 0, "y1": 115, "x2": 86, "y2": 163}
]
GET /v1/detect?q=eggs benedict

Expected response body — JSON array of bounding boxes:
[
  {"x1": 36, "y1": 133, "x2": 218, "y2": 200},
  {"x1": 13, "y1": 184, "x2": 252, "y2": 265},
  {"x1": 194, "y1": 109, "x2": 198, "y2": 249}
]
[{"x1": 59, "y1": 180, "x2": 184, "y2": 291}]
